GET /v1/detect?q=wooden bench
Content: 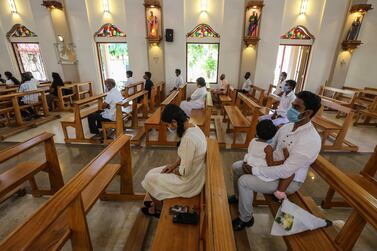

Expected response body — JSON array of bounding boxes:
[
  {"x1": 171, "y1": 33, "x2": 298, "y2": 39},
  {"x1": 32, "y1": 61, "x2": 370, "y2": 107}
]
[
  {"x1": 190, "y1": 92, "x2": 213, "y2": 137},
  {"x1": 144, "y1": 90, "x2": 182, "y2": 146},
  {"x1": 322, "y1": 145, "x2": 377, "y2": 209},
  {"x1": 248, "y1": 85, "x2": 266, "y2": 105},
  {"x1": 150, "y1": 81, "x2": 166, "y2": 112},
  {"x1": 102, "y1": 90, "x2": 149, "y2": 145},
  {"x1": 73, "y1": 82, "x2": 93, "y2": 100},
  {"x1": 312, "y1": 99, "x2": 358, "y2": 152},
  {"x1": 122, "y1": 81, "x2": 144, "y2": 98},
  {"x1": 0, "y1": 132, "x2": 64, "y2": 203},
  {"x1": 354, "y1": 96, "x2": 377, "y2": 126},
  {"x1": 57, "y1": 84, "x2": 77, "y2": 111},
  {"x1": 61, "y1": 94, "x2": 106, "y2": 143},
  {"x1": 124, "y1": 138, "x2": 236, "y2": 251},
  {"x1": 223, "y1": 92, "x2": 261, "y2": 148},
  {"x1": 219, "y1": 86, "x2": 236, "y2": 115},
  {"x1": 319, "y1": 86, "x2": 358, "y2": 118},
  {"x1": 0, "y1": 134, "x2": 144, "y2": 251}
]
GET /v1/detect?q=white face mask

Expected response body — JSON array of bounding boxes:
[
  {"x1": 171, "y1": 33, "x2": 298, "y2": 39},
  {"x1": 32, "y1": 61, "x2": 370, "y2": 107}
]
[{"x1": 167, "y1": 125, "x2": 176, "y2": 133}]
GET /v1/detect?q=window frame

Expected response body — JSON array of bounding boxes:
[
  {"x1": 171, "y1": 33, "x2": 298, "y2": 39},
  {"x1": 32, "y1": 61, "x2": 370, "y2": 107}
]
[
  {"x1": 96, "y1": 41, "x2": 130, "y2": 92},
  {"x1": 11, "y1": 42, "x2": 47, "y2": 81},
  {"x1": 186, "y1": 42, "x2": 220, "y2": 85}
]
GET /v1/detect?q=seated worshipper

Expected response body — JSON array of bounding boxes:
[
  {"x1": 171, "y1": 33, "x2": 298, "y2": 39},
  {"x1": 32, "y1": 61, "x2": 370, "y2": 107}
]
[
  {"x1": 141, "y1": 104, "x2": 207, "y2": 217},
  {"x1": 4, "y1": 71, "x2": 20, "y2": 86},
  {"x1": 211, "y1": 74, "x2": 229, "y2": 103},
  {"x1": 171, "y1": 69, "x2": 184, "y2": 92},
  {"x1": 259, "y1": 80, "x2": 297, "y2": 126},
  {"x1": 144, "y1": 71, "x2": 154, "y2": 99},
  {"x1": 87, "y1": 78, "x2": 123, "y2": 136},
  {"x1": 229, "y1": 91, "x2": 322, "y2": 231},
  {"x1": 180, "y1": 77, "x2": 208, "y2": 116},
  {"x1": 19, "y1": 72, "x2": 39, "y2": 120},
  {"x1": 122, "y1": 70, "x2": 135, "y2": 95},
  {"x1": 274, "y1": 72, "x2": 287, "y2": 96},
  {"x1": 240, "y1": 72, "x2": 253, "y2": 93},
  {"x1": 243, "y1": 120, "x2": 293, "y2": 202},
  {"x1": 47, "y1": 72, "x2": 72, "y2": 110},
  {"x1": 26, "y1": 72, "x2": 40, "y2": 86}
]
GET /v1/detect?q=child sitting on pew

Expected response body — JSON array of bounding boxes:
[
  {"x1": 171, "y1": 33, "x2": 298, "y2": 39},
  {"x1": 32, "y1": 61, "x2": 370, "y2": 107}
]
[{"x1": 244, "y1": 120, "x2": 294, "y2": 201}]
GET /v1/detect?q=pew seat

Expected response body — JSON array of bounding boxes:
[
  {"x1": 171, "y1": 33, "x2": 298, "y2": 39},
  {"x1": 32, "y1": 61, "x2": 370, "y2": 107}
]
[
  {"x1": 224, "y1": 106, "x2": 250, "y2": 128},
  {"x1": 151, "y1": 195, "x2": 201, "y2": 251},
  {"x1": 190, "y1": 109, "x2": 206, "y2": 126},
  {"x1": 312, "y1": 116, "x2": 342, "y2": 130}
]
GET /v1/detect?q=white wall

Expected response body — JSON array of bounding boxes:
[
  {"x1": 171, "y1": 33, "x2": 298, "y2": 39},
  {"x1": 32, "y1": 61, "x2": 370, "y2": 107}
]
[{"x1": 345, "y1": 0, "x2": 377, "y2": 88}]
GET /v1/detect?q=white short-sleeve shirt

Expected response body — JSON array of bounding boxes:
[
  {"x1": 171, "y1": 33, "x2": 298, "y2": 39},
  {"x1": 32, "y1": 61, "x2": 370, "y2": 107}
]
[
  {"x1": 242, "y1": 78, "x2": 253, "y2": 92},
  {"x1": 276, "y1": 91, "x2": 296, "y2": 117},
  {"x1": 101, "y1": 87, "x2": 123, "y2": 121}
]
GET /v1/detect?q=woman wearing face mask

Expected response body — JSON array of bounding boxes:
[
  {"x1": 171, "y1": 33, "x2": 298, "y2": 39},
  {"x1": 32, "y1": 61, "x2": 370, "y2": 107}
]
[{"x1": 141, "y1": 104, "x2": 207, "y2": 217}]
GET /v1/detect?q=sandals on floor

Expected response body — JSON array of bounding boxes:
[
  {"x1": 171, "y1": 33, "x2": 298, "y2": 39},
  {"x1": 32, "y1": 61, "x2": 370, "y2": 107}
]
[{"x1": 141, "y1": 206, "x2": 161, "y2": 218}]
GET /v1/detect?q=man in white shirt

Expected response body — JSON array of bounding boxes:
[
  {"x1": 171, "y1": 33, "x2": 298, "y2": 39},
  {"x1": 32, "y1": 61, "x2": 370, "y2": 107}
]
[
  {"x1": 180, "y1": 77, "x2": 208, "y2": 116},
  {"x1": 260, "y1": 80, "x2": 297, "y2": 126},
  {"x1": 230, "y1": 91, "x2": 322, "y2": 231},
  {"x1": 19, "y1": 72, "x2": 39, "y2": 119},
  {"x1": 241, "y1": 72, "x2": 253, "y2": 93},
  {"x1": 273, "y1": 72, "x2": 287, "y2": 96},
  {"x1": 122, "y1": 70, "x2": 135, "y2": 95},
  {"x1": 171, "y1": 69, "x2": 184, "y2": 91},
  {"x1": 88, "y1": 78, "x2": 123, "y2": 135}
]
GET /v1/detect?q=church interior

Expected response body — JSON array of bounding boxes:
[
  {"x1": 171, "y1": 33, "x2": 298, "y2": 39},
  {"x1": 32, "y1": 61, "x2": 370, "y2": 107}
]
[{"x1": 0, "y1": 0, "x2": 376, "y2": 250}]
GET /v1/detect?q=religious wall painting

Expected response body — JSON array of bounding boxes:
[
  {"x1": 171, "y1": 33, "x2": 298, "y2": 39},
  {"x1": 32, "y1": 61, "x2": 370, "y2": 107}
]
[
  {"x1": 94, "y1": 23, "x2": 126, "y2": 38},
  {"x1": 186, "y1": 24, "x2": 220, "y2": 38},
  {"x1": 144, "y1": 2, "x2": 162, "y2": 45},
  {"x1": 54, "y1": 42, "x2": 77, "y2": 64},
  {"x1": 280, "y1": 26, "x2": 314, "y2": 40},
  {"x1": 243, "y1": 1, "x2": 264, "y2": 46},
  {"x1": 341, "y1": 3, "x2": 373, "y2": 51},
  {"x1": 6, "y1": 24, "x2": 37, "y2": 40}
]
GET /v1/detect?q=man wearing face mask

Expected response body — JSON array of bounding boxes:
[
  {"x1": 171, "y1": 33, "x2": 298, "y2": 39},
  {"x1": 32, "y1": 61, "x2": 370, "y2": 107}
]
[
  {"x1": 259, "y1": 80, "x2": 296, "y2": 126},
  {"x1": 229, "y1": 91, "x2": 322, "y2": 231}
]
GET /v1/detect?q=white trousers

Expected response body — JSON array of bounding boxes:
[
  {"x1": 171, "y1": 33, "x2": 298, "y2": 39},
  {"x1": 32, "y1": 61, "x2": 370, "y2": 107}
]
[
  {"x1": 180, "y1": 101, "x2": 204, "y2": 116},
  {"x1": 232, "y1": 160, "x2": 302, "y2": 222}
]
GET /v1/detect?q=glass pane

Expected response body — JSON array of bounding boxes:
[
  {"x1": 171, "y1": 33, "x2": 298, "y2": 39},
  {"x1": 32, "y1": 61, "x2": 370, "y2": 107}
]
[
  {"x1": 187, "y1": 43, "x2": 219, "y2": 83},
  {"x1": 98, "y1": 43, "x2": 129, "y2": 90},
  {"x1": 14, "y1": 43, "x2": 47, "y2": 81}
]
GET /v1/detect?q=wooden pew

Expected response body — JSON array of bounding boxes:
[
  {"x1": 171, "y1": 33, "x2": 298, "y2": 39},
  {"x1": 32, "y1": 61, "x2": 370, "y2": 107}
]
[
  {"x1": 125, "y1": 138, "x2": 236, "y2": 251},
  {"x1": 122, "y1": 81, "x2": 144, "y2": 98},
  {"x1": 102, "y1": 90, "x2": 149, "y2": 145},
  {"x1": 0, "y1": 133, "x2": 64, "y2": 202},
  {"x1": 190, "y1": 92, "x2": 213, "y2": 137},
  {"x1": 322, "y1": 145, "x2": 377, "y2": 209},
  {"x1": 144, "y1": 85, "x2": 186, "y2": 147},
  {"x1": 57, "y1": 84, "x2": 77, "y2": 111},
  {"x1": 0, "y1": 134, "x2": 144, "y2": 251},
  {"x1": 219, "y1": 86, "x2": 236, "y2": 115},
  {"x1": 319, "y1": 86, "x2": 358, "y2": 110},
  {"x1": 150, "y1": 81, "x2": 165, "y2": 112},
  {"x1": 73, "y1": 82, "x2": 93, "y2": 100},
  {"x1": 60, "y1": 94, "x2": 106, "y2": 143},
  {"x1": 312, "y1": 99, "x2": 358, "y2": 152},
  {"x1": 248, "y1": 85, "x2": 266, "y2": 105},
  {"x1": 354, "y1": 96, "x2": 377, "y2": 126},
  {"x1": 223, "y1": 92, "x2": 261, "y2": 148}
]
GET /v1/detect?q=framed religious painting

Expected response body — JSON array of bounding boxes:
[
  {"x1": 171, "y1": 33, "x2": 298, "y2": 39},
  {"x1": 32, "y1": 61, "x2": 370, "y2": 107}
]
[
  {"x1": 243, "y1": 1, "x2": 264, "y2": 47},
  {"x1": 144, "y1": 0, "x2": 162, "y2": 45}
]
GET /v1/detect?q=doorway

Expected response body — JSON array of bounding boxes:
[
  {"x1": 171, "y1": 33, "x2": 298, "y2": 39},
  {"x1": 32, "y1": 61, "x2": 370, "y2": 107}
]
[
  {"x1": 273, "y1": 44, "x2": 311, "y2": 92},
  {"x1": 97, "y1": 42, "x2": 130, "y2": 91}
]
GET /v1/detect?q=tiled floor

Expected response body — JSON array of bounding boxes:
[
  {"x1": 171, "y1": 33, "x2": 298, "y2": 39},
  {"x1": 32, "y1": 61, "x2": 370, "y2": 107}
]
[{"x1": 0, "y1": 110, "x2": 376, "y2": 250}]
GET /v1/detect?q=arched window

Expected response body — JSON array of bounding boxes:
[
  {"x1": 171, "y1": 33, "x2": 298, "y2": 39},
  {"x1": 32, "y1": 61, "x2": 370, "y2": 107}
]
[
  {"x1": 186, "y1": 24, "x2": 220, "y2": 84},
  {"x1": 7, "y1": 24, "x2": 47, "y2": 81},
  {"x1": 94, "y1": 23, "x2": 129, "y2": 90}
]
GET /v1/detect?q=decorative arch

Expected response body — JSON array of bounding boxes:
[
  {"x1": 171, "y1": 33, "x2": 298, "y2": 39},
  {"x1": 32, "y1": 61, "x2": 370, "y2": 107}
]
[
  {"x1": 280, "y1": 25, "x2": 314, "y2": 40},
  {"x1": 186, "y1": 24, "x2": 220, "y2": 38},
  {"x1": 6, "y1": 24, "x2": 37, "y2": 39},
  {"x1": 94, "y1": 23, "x2": 126, "y2": 38}
]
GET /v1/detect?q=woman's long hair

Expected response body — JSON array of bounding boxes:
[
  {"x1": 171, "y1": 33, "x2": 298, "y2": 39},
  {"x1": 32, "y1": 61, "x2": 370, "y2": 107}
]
[
  {"x1": 52, "y1": 72, "x2": 64, "y2": 86},
  {"x1": 161, "y1": 104, "x2": 188, "y2": 138}
]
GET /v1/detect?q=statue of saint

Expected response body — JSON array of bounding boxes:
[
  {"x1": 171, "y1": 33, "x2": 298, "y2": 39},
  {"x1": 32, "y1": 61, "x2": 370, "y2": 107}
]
[
  {"x1": 346, "y1": 16, "x2": 362, "y2": 41},
  {"x1": 247, "y1": 11, "x2": 259, "y2": 37},
  {"x1": 148, "y1": 11, "x2": 158, "y2": 37}
]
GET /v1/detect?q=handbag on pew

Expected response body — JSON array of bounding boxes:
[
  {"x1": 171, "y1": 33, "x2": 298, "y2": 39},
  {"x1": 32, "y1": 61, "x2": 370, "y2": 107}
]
[
  {"x1": 271, "y1": 198, "x2": 332, "y2": 236},
  {"x1": 171, "y1": 205, "x2": 199, "y2": 225}
]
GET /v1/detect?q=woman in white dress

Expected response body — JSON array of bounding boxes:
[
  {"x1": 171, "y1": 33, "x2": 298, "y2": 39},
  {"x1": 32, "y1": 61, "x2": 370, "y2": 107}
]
[
  {"x1": 180, "y1": 77, "x2": 208, "y2": 116},
  {"x1": 141, "y1": 104, "x2": 207, "y2": 217}
]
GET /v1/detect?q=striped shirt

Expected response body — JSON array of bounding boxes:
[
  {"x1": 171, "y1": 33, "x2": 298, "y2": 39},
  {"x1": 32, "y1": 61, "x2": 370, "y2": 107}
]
[{"x1": 19, "y1": 80, "x2": 39, "y2": 104}]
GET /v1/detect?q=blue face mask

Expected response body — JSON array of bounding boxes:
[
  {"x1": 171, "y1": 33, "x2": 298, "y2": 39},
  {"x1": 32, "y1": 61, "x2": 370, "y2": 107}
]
[
  {"x1": 283, "y1": 85, "x2": 290, "y2": 93},
  {"x1": 287, "y1": 107, "x2": 302, "y2": 123},
  {"x1": 266, "y1": 139, "x2": 273, "y2": 144}
]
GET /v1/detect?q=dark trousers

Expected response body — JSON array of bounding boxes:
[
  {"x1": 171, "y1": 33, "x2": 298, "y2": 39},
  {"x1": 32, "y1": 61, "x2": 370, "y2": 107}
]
[
  {"x1": 18, "y1": 100, "x2": 36, "y2": 118},
  {"x1": 87, "y1": 111, "x2": 110, "y2": 134}
]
